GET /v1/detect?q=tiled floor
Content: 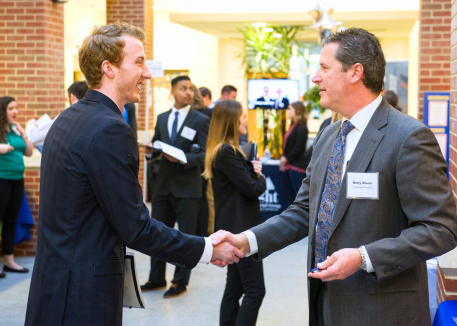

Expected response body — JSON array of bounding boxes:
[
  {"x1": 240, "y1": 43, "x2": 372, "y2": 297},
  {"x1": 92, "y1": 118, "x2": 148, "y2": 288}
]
[{"x1": 0, "y1": 238, "x2": 309, "y2": 325}]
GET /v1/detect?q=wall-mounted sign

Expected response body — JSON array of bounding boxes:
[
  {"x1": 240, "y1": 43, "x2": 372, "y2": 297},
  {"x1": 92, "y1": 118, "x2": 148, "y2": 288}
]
[
  {"x1": 145, "y1": 61, "x2": 164, "y2": 78},
  {"x1": 423, "y1": 92, "x2": 450, "y2": 172}
]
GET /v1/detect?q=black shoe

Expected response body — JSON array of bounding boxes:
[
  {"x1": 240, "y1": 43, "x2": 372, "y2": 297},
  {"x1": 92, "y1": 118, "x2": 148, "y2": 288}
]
[
  {"x1": 0, "y1": 271, "x2": 6, "y2": 278},
  {"x1": 163, "y1": 283, "x2": 187, "y2": 298},
  {"x1": 140, "y1": 281, "x2": 167, "y2": 292},
  {"x1": 3, "y1": 265, "x2": 29, "y2": 273}
]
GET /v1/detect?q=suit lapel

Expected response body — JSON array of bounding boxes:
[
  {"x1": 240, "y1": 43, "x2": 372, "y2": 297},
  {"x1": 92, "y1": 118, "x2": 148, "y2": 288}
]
[
  {"x1": 328, "y1": 100, "x2": 389, "y2": 239},
  {"x1": 308, "y1": 124, "x2": 341, "y2": 242},
  {"x1": 161, "y1": 110, "x2": 172, "y2": 144}
]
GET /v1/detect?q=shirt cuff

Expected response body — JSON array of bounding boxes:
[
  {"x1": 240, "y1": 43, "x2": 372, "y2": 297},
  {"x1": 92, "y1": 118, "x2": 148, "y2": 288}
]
[
  {"x1": 360, "y1": 246, "x2": 374, "y2": 273},
  {"x1": 198, "y1": 237, "x2": 213, "y2": 264},
  {"x1": 242, "y1": 230, "x2": 258, "y2": 257},
  {"x1": 145, "y1": 153, "x2": 152, "y2": 158}
]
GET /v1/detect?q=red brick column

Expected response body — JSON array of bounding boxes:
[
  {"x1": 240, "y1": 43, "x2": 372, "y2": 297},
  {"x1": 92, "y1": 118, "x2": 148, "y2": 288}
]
[
  {"x1": 106, "y1": 0, "x2": 154, "y2": 190},
  {"x1": 419, "y1": 0, "x2": 452, "y2": 122},
  {"x1": 0, "y1": 0, "x2": 65, "y2": 256}
]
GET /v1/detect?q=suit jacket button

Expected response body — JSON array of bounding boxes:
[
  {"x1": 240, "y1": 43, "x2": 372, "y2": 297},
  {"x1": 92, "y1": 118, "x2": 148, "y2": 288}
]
[
  {"x1": 390, "y1": 267, "x2": 396, "y2": 273},
  {"x1": 384, "y1": 268, "x2": 389, "y2": 274},
  {"x1": 397, "y1": 267, "x2": 402, "y2": 271}
]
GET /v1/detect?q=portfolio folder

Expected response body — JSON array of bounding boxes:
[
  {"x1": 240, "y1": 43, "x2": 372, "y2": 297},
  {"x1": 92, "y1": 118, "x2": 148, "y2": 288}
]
[{"x1": 123, "y1": 252, "x2": 146, "y2": 309}]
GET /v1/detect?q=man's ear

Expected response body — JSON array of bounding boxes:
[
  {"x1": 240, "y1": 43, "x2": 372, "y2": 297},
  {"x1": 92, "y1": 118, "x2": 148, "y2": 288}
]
[
  {"x1": 350, "y1": 63, "x2": 364, "y2": 84},
  {"x1": 101, "y1": 60, "x2": 115, "y2": 78},
  {"x1": 70, "y1": 93, "x2": 77, "y2": 105}
]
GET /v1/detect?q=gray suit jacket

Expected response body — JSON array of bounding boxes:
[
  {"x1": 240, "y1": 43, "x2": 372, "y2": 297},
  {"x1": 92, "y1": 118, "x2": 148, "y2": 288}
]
[{"x1": 250, "y1": 98, "x2": 457, "y2": 325}]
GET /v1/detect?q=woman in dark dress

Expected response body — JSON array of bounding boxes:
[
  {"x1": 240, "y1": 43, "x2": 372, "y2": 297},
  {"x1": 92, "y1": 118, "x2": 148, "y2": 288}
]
[
  {"x1": 279, "y1": 101, "x2": 309, "y2": 194},
  {"x1": 204, "y1": 100, "x2": 266, "y2": 326}
]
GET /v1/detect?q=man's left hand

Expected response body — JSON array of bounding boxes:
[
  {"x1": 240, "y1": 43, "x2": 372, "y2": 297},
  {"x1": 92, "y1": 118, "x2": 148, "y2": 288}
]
[
  {"x1": 307, "y1": 248, "x2": 362, "y2": 282},
  {"x1": 163, "y1": 153, "x2": 179, "y2": 162}
]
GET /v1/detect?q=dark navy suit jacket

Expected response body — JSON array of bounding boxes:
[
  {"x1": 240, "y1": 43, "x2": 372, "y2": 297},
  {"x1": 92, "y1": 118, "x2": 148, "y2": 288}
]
[{"x1": 25, "y1": 90, "x2": 205, "y2": 326}]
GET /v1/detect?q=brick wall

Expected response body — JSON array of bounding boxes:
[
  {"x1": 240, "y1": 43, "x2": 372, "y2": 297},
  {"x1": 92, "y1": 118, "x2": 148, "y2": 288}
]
[
  {"x1": 0, "y1": 0, "x2": 65, "y2": 256},
  {"x1": 437, "y1": 264, "x2": 457, "y2": 303},
  {"x1": 419, "y1": 0, "x2": 452, "y2": 122},
  {"x1": 0, "y1": 0, "x2": 65, "y2": 124},
  {"x1": 107, "y1": 0, "x2": 154, "y2": 185}
]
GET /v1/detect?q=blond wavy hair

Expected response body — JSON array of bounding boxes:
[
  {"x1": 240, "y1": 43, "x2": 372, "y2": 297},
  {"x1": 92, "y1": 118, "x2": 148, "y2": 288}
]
[{"x1": 78, "y1": 22, "x2": 146, "y2": 89}]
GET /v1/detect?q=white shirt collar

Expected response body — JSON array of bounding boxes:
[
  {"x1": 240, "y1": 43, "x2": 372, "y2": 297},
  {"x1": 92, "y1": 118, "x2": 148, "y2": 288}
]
[
  {"x1": 172, "y1": 104, "x2": 191, "y2": 116},
  {"x1": 342, "y1": 94, "x2": 382, "y2": 133}
]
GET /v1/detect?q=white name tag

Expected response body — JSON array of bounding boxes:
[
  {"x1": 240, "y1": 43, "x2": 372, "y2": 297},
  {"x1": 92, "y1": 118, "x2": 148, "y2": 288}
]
[
  {"x1": 346, "y1": 172, "x2": 379, "y2": 199},
  {"x1": 181, "y1": 126, "x2": 196, "y2": 141}
]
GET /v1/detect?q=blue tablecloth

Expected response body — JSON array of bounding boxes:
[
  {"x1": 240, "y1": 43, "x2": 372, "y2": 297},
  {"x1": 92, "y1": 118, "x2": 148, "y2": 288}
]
[
  {"x1": 14, "y1": 192, "x2": 34, "y2": 245},
  {"x1": 433, "y1": 301, "x2": 457, "y2": 326},
  {"x1": 259, "y1": 164, "x2": 297, "y2": 222}
]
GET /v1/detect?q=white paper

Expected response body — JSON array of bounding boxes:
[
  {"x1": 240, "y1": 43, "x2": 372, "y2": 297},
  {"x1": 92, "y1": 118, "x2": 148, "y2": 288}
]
[
  {"x1": 145, "y1": 60, "x2": 164, "y2": 78},
  {"x1": 181, "y1": 126, "x2": 196, "y2": 141},
  {"x1": 428, "y1": 101, "x2": 448, "y2": 126},
  {"x1": 153, "y1": 140, "x2": 187, "y2": 164},
  {"x1": 346, "y1": 173, "x2": 379, "y2": 199},
  {"x1": 434, "y1": 134, "x2": 447, "y2": 159}
]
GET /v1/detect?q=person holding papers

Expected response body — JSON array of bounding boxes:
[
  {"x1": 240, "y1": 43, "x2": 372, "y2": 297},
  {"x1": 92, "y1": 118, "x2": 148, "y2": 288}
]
[
  {"x1": 142, "y1": 75, "x2": 210, "y2": 298},
  {"x1": 204, "y1": 100, "x2": 266, "y2": 326}
]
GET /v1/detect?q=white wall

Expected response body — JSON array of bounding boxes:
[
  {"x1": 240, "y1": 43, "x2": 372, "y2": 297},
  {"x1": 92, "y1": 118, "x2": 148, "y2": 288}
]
[
  {"x1": 64, "y1": 1, "x2": 106, "y2": 105},
  {"x1": 153, "y1": 11, "x2": 219, "y2": 115},
  {"x1": 218, "y1": 39, "x2": 247, "y2": 106}
]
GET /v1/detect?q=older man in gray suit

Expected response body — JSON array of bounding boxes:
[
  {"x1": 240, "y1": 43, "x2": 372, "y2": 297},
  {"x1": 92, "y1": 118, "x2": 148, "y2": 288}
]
[{"x1": 212, "y1": 28, "x2": 457, "y2": 325}]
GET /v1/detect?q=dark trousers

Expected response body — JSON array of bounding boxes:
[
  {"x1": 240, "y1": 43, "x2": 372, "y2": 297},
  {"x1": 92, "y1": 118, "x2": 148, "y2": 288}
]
[
  {"x1": 309, "y1": 278, "x2": 329, "y2": 326},
  {"x1": 287, "y1": 169, "x2": 304, "y2": 195},
  {"x1": 220, "y1": 257, "x2": 265, "y2": 326},
  {"x1": 0, "y1": 178, "x2": 24, "y2": 255},
  {"x1": 196, "y1": 177, "x2": 209, "y2": 237},
  {"x1": 148, "y1": 194, "x2": 199, "y2": 286}
]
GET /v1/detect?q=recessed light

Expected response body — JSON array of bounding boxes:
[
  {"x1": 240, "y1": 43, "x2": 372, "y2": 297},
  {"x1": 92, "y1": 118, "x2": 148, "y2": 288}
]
[
  {"x1": 273, "y1": 33, "x2": 282, "y2": 38},
  {"x1": 153, "y1": 5, "x2": 163, "y2": 10},
  {"x1": 264, "y1": 28, "x2": 273, "y2": 32},
  {"x1": 253, "y1": 22, "x2": 267, "y2": 27}
]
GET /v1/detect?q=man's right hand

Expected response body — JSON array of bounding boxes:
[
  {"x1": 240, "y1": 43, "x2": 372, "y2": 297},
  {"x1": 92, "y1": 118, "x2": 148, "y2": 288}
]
[
  {"x1": 0, "y1": 144, "x2": 14, "y2": 154},
  {"x1": 209, "y1": 231, "x2": 251, "y2": 267},
  {"x1": 144, "y1": 142, "x2": 155, "y2": 154}
]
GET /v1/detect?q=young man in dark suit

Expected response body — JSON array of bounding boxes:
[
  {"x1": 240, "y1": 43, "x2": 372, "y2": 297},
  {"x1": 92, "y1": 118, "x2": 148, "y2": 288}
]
[
  {"x1": 141, "y1": 75, "x2": 210, "y2": 298},
  {"x1": 25, "y1": 23, "x2": 243, "y2": 326}
]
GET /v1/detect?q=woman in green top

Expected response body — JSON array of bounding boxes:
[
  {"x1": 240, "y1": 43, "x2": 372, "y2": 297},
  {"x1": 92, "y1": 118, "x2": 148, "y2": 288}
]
[{"x1": 0, "y1": 96, "x2": 33, "y2": 279}]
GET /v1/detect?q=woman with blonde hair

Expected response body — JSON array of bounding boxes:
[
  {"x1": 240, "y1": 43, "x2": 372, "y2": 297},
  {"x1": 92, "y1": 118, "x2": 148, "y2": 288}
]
[
  {"x1": 204, "y1": 99, "x2": 266, "y2": 325},
  {"x1": 279, "y1": 101, "x2": 309, "y2": 194}
]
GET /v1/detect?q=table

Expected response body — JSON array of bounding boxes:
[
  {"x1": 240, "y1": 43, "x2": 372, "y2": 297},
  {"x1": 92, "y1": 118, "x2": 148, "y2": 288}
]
[
  {"x1": 259, "y1": 163, "x2": 297, "y2": 222},
  {"x1": 433, "y1": 301, "x2": 457, "y2": 326},
  {"x1": 15, "y1": 192, "x2": 34, "y2": 245}
]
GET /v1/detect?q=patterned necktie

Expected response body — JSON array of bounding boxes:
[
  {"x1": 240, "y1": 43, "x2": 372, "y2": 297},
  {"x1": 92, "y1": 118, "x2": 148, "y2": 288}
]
[
  {"x1": 314, "y1": 120, "x2": 355, "y2": 267},
  {"x1": 170, "y1": 111, "x2": 179, "y2": 144}
]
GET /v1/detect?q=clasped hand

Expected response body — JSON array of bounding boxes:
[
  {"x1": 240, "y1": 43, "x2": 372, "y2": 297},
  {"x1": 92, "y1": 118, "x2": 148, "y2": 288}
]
[
  {"x1": 209, "y1": 230, "x2": 251, "y2": 267},
  {"x1": 307, "y1": 248, "x2": 362, "y2": 282}
]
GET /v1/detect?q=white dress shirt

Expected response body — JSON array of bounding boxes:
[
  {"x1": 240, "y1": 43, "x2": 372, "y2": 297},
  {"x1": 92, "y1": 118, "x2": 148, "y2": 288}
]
[
  {"x1": 243, "y1": 95, "x2": 383, "y2": 273},
  {"x1": 168, "y1": 105, "x2": 190, "y2": 138}
]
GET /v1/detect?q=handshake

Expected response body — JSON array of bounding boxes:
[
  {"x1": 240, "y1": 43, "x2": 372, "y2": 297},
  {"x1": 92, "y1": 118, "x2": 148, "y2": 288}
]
[{"x1": 209, "y1": 230, "x2": 251, "y2": 267}]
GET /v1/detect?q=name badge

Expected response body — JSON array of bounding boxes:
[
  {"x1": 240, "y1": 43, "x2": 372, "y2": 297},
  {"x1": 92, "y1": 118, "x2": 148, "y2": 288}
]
[
  {"x1": 346, "y1": 172, "x2": 379, "y2": 200},
  {"x1": 181, "y1": 126, "x2": 196, "y2": 141}
]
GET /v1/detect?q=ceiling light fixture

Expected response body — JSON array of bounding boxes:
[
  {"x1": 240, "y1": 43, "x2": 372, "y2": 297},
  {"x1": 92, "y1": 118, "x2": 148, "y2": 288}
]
[
  {"x1": 264, "y1": 27, "x2": 274, "y2": 32},
  {"x1": 273, "y1": 33, "x2": 282, "y2": 38},
  {"x1": 253, "y1": 22, "x2": 267, "y2": 27}
]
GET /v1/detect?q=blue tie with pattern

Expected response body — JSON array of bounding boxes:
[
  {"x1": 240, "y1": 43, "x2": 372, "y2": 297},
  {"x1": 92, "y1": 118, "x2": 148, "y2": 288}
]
[
  {"x1": 170, "y1": 111, "x2": 179, "y2": 144},
  {"x1": 314, "y1": 120, "x2": 355, "y2": 267}
]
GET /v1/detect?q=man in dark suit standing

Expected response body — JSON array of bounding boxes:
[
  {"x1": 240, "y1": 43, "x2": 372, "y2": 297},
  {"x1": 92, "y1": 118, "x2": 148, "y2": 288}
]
[
  {"x1": 213, "y1": 28, "x2": 457, "y2": 325},
  {"x1": 25, "y1": 23, "x2": 243, "y2": 326},
  {"x1": 141, "y1": 75, "x2": 210, "y2": 298},
  {"x1": 274, "y1": 88, "x2": 289, "y2": 109}
]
